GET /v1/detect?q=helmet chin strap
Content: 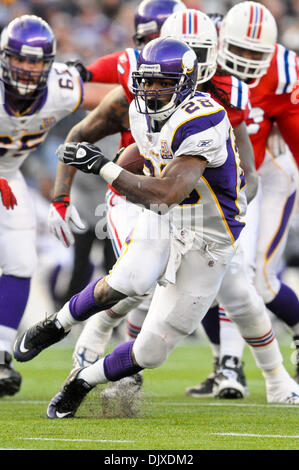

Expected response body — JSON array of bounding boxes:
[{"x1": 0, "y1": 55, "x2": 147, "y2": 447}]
[{"x1": 148, "y1": 72, "x2": 193, "y2": 122}]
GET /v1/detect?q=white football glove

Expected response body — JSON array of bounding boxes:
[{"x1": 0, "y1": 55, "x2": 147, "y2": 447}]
[{"x1": 48, "y1": 198, "x2": 86, "y2": 248}]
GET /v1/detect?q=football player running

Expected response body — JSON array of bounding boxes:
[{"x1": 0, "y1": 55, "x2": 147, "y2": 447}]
[
  {"x1": 46, "y1": 0, "x2": 188, "y2": 372},
  {"x1": 187, "y1": 1, "x2": 299, "y2": 399},
  {"x1": 48, "y1": 6, "x2": 256, "y2": 377},
  {"x1": 0, "y1": 14, "x2": 92, "y2": 398},
  {"x1": 13, "y1": 36, "x2": 299, "y2": 418},
  {"x1": 69, "y1": 9, "x2": 257, "y2": 404}
]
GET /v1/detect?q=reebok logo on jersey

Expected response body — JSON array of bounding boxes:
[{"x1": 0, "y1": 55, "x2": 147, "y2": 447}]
[{"x1": 197, "y1": 139, "x2": 213, "y2": 148}]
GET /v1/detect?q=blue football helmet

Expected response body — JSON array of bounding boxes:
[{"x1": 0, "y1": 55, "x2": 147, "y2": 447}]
[
  {"x1": 132, "y1": 37, "x2": 198, "y2": 121},
  {"x1": 133, "y1": 0, "x2": 186, "y2": 48},
  {"x1": 0, "y1": 15, "x2": 56, "y2": 98}
]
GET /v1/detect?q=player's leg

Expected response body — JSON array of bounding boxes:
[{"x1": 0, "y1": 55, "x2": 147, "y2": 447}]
[
  {"x1": 73, "y1": 296, "x2": 144, "y2": 368},
  {"x1": 71, "y1": 201, "x2": 168, "y2": 367},
  {"x1": 217, "y1": 244, "x2": 299, "y2": 404},
  {"x1": 185, "y1": 303, "x2": 220, "y2": 397},
  {"x1": 72, "y1": 198, "x2": 145, "y2": 368},
  {"x1": 100, "y1": 292, "x2": 152, "y2": 404},
  {"x1": 211, "y1": 182, "x2": 262, "y2": 398},
  {"x1": 46, "y1": 245, "x2": 234, "y2": 418},
  {"x1": 214, "y1": 308, "x2": 248, "y2": 398},
  {"x1": 255, "y1": 146, "x2": 299, "y2": 381},
  {"x1": 0, "y1": 171, "x2": 37, "y2": 397}
]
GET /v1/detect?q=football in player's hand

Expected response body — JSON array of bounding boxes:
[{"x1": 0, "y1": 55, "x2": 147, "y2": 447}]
[{"x1": 115, "y1": 143, "x2": 144, "y2": 175}]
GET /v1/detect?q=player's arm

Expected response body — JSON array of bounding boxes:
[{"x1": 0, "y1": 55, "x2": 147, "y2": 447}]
[
  {"x1": 52, "y1": 85, "x2": 130, "y2": 199},
  {"x1": 57, "y1": 141, "x2": 207, "y2": 212},
  {"x1": 233, "y1": 121, "x2": 258, "y2": 203},
  {"x1": 67, "y1": 51, "x2": 122, "y2": 84},
  {"x1": 111, "y1": 155, "x2": 207, "y2": 210},
  {"x1": 49, "y1": 86, "x2": 131, "y2": 247},
  {"x1": 81, "y1": 82, "x2": 117, "y2": 111}
]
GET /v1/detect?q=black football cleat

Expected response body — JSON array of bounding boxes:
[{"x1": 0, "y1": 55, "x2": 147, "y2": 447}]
[
  {"x1": 13, "y1": 313, "x2": 70, "y2": 362},
  {"x1": 213, "y1": 355, "x2": 249, "y2": 399},
  {"x1": 0, "y1": 351, "x2": 22, "y2": 397},
  {"x1": 47, "y1": 368, "x2": 94, "y2": 419},
  {"x1": 185, "y1": 358, "x2": 219, "y2": 398}
]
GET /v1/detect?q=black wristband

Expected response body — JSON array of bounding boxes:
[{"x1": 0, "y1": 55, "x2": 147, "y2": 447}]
[{"x1": 52, "y1": 195, "x2": 70, "y2": 204}]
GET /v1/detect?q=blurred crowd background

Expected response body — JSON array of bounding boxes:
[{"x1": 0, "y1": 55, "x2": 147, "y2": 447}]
[
  {"x1": 1, "y1": 0, "x2": 299, "y2": 60},
  {"x1": 0, "y1": 0, "x2": 298, "y2": 330}
]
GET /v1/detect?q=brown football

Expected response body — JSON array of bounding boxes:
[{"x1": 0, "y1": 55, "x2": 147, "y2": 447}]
[{"x1": 115, "y1": 143, "x2": 144, "y2": 175}]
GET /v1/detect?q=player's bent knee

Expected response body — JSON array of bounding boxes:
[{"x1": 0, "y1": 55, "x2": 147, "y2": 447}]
[
  {"x1": 133, "y1": 330, "x2": 168, "y2": 369},
  {"x1": 219, "y1": 284, "x2": 264, "y2": 319},
  {"x1": 131, "y1": 275, "x2": 157, "y2": 297}
]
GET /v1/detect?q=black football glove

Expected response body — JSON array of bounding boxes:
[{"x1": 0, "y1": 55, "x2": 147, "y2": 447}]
[
  {"x1": 56, "y1": 142, "x2": 110, "y2": 175},
  {"x1": 66, "y1": 59, "x2": 92, "y2": 82}
]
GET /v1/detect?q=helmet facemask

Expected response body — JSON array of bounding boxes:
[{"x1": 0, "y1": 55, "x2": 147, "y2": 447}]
[
  {"x1": 217, "y1": 2, "x2": 277, "y2": 86},
  {"x1": 218, "y1": 38, "x2": 274, "y2": 84},
  {"x1": 1, "y1": 50, "x2": 54, "y2": 97},
  {"x1": 133, "y1": 68, "x2": 195, "y2": 121},
  {"x1": 0, "y1": 15, "x2": 56, "y2": 99},
  {"x1": 133, "y1": 21, "x2": 160, "y2": 49}
]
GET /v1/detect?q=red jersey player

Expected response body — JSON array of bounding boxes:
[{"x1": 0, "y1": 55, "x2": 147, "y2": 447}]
[{"x1": 186, "y1": 1, "x2": 299, "y2": 399}]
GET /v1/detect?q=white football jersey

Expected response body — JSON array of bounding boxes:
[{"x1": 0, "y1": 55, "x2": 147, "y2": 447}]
[
  {"x1": 129, "y1": 91, "x2": 247, "y2": 247},
  {"x1": 0, "y1": 62, "x2": 83, "y2": 174}
]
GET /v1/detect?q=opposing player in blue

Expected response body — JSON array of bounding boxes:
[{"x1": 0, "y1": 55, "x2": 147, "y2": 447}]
[{"x1": 14, "y1": 37, "x2": 299, "y2": 417}]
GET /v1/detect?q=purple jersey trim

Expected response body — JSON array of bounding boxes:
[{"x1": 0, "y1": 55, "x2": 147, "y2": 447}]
[
  {"x1": 74, "y1": 75, "x2": 84, "y2": 111},
  {"x1": 171, "y1": 108, "x2": 226, "y2": 155},
  {"x1": 203, "y1": 135, "x2": 246, "y2": 242}
]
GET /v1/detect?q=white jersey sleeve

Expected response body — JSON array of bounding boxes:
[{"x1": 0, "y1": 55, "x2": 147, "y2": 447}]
[
  {"x1": 48, "y1": 62, "x2": 84, "y2": 115},
  {"x1": 169, "y1": 93, "x2": 229, "y2": 167}
]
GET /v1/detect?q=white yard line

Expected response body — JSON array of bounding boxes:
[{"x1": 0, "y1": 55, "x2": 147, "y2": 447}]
[
  {"x1": 22, "y1": 437, "x2": 134, "y2": 443},
  {"x1": 211, "y1": 432, "x2": 299, "y2": 439},
  {"x1": 154, "y1": 402, "x2": 299, "y2": 409}
]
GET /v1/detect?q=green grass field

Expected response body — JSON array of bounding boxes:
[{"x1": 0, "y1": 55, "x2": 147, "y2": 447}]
[{"x1": 0, "y1": 338, "x2": 299, "y2": 452}]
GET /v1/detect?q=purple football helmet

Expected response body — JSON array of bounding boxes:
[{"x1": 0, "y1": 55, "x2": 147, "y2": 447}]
[
  {"x1": 133, "y1": 0, "x2": 187, "y2": 48},
  {"x1": 132, "y1": 37, "x2": 198, "y2": 121},
  {"x1": 0, "y1": 15, "x2": 56, "y2": 98}
]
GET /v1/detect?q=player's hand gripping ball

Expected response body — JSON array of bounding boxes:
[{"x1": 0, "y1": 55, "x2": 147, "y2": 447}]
[{"x1": 56, "y1": 142, "x2": 109, "y2": 174}]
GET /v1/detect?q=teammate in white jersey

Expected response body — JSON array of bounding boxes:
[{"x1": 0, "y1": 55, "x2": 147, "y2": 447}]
[
  {"x1": 0, "y1": 15, "x2": 93, "y2": 398},
  {"x1": 13, "y1": 37, "x2": 299, "y2": 418}
]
